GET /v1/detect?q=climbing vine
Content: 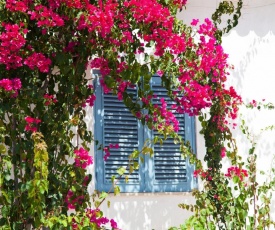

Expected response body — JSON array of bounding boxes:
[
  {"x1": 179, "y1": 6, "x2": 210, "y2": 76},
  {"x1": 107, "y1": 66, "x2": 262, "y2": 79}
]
[{"x1": 1, "y1": 0, "x2": 270, "y2": 229}]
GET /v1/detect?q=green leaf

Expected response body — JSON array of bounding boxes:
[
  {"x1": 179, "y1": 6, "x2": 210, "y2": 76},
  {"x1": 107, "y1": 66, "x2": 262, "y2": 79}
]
[
  {"x1": 1, "y1": 205, "x2": 10, "y2": 218},
  {"x1": 95, "y1": 201, "x2": 100, "y2": 208},
  {"x1": 114, "y1": 186, "x2": 120, "y2": 195},
  {"x1": 159, "y1": 138, "x2": 163, "y2": 145},
  {"x1": 0, "y1": 218, "x2": 10, "y2": 229},
  {"x1": 233, "y1": 175, "x2": 240, "y2": 184},
  {"x1": 140, "y1": 156, "x2": 144, "y2": 163},
  {"x1": 133, "y1": 161, "x2": 139, "y2": 170},
  {"x1": 0, "y1": 144, "x2": 6, "y2": 154},
  {"x1": 129, "y1": 165, "x2": 134, "y2": 174},
  {"x1": 1, "y1": 191, "x2": 11, "y2": 204},
  {"x1": 117, "y1": 167, "x2": 126, "y2": 176},
  {"x1": 99, "y1": 191, "x2": 108, "y2": 200},
  {"x1": 59, "y1": 219, "x2": 68, "y2": 227},
  {"x1": 142, "y1": 146, "x2": 153, "y2": 156},
  {"x1": 153, "y1": 136, "x2": 159, "y2": 144},
  {"x1": 131, "y1": 150, "x2": 139, "y2": 159}
]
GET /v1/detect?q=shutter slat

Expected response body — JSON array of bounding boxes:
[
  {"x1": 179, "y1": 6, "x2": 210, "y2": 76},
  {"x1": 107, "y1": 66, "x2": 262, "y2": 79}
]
[
  {"x1": 152, "y1": 82, "x2": 187, "y2": 183},
  {"x1": 103, "y1": 90, "x2": 140, "y2": 184}
]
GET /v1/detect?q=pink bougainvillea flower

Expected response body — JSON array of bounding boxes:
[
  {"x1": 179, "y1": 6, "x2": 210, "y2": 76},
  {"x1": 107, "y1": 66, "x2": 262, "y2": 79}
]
[
  {"x1": 6, "y1": 0, "x2": 30, "y2": 12},
  {"x1": 82, "y1": 175, "x2": 90, "y2": 187},
  {"x1": 74, "y1": 147, "x2": 93, "y2": 169},
  {"x1": 191, "y1": 19, "x2": 199, "y2": 26},
  {"x1": 65, "y1": 190, "x2": 85, "y2": 210},
  {"x1": 156, "y1": 70, "x2": 164, "y2": 77},
  {"x1": 24, "y1": 52, "x2": 52, "y2": 73},
  {"x1": 193, "y1": 169, "x2": 200, "y2": 178},
  {"x1": 172, "y1": 0, "x2": 187, "y2": 8},
  {"x1": 0, "y1": 23, "x2": 26, "y2": 70},
  {"x1": 103, "y1": 143, "x2": 120, "y2": 161},
  {"x1": 193, "y1": 168, "x2": 213, "y2": 181},
  {"x1": 28, "y1": 4, "x2": 64, "y2": 27},
  {"x1": 65, "y1": 190, "x2": 76, "y2": 209},
  {"x1": 221, "y1": 147, "x2": 226, "y2": 158},
  {"x1": 0, "y1": 79, "x2": 13, "y2": 91},
  {"x1": 0, "y1": 78, "x2": 21, "y2": 97},
  {"x1": 43, "y1": 94, "x2": 57, "y2": 106},
  {"x1": 250, "y1": 99, "x2": 257, "y2": 108},
  {"x1": 110, "y1": 219, "x2": 118, "y2": 229},
  {"x1": 11, "y1": 78, "x2": 22, "y2": 90},
  {"x1": 225, "y1": 166, "x2": 248, "y2": 181},
  {"x1": 24, "y1": 116, "x2": 41, "y2": 132},
  {"x1": 109, "y1": 143, "x2": 119, "y2": 149},
  {"x1": 86, "y1": 209, "x2": 109, "y2": 228},
  {"x1": 85, "y1": 94, "x2": 96, "y2": 107},
  {"x1": 103, "y1": 147, "x2": 110, "y2": 161}
]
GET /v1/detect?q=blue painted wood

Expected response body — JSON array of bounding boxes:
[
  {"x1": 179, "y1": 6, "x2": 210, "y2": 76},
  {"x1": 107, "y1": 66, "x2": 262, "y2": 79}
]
[
  {"x1": 147, "y1": 76, "x2": 196, "y2": 192},
  {"x1": 94, "y1": 72, "x2": 196, "y2": 193}
]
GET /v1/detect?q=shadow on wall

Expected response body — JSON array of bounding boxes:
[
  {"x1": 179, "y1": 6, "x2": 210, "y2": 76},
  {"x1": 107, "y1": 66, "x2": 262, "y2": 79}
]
[
  {"x1": 222, "y1": 1, "x2": 275, "y2": 101},
  {"x1": 216, "y1": 0, "x2": 275, "y2": 221},
  {"x1": 235, "y1": 0, "x2": 275, "y2": 37},
  {"x1": 180, "y1": 0, "x2": 275, "y2": 37},
  {"x1": 228, "y1": 0, "x2": 275, "y2": 218},
  {"x1": 100, "y1": 193, "x2": 196, "y2": 230}
]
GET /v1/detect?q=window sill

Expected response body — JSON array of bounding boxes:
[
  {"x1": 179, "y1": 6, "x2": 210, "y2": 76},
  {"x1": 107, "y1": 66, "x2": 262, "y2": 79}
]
[{"x1": 107, "y1": 192, "x2": 193, "y2": 197}]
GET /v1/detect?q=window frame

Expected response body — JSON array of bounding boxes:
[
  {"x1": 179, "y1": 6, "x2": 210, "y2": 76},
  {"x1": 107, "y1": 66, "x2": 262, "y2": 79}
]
[{"x1": 94, "y1": 70, "x2": 197, "y2": 193}]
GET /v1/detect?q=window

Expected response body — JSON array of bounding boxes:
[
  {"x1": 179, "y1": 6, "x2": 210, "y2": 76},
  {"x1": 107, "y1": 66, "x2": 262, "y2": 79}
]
[{"x1": 94, "y1": 71, "x2": 196, "y2": 193}]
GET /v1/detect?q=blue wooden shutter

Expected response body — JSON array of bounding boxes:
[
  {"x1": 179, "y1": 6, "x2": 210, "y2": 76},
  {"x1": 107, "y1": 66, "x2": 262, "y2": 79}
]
[
  {"x1": 94, "y1": 71, "x2": 196, "y2": 193},
  {"x1": 146, "y1": 76, "x2": 196, "y2": 192},
  {"x1": 94, "y1": 75, "x2": 144, "y2": 192}
]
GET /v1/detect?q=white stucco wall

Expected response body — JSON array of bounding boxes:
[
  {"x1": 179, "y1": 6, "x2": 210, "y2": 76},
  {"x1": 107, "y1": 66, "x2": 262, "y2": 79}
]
[
  {"x1": 89, "y1": 1, "x2": 275, "y2": 229},
  {"x1": 222, "y1": 0, "x2": 275, "y2": 222}
]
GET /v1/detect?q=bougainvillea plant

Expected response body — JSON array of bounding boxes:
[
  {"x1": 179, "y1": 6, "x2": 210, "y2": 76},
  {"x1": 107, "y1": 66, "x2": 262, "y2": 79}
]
[
  {"x1": 172, "y1": 101, "x2": 275, "y2": 230},
  {"x1": 0, "y1": 0, "x2": 257, "y2": 229}
]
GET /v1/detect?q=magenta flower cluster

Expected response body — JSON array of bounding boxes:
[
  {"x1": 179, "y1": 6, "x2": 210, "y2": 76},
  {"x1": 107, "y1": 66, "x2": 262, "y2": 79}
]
[
  {"x1": 87, "y1": 17, "x2": 241, "y2": 134},
  {"x1": 0, "y1": 23, "x2": 26, "y2": 70},
  {"x1": 193, "y1": 168, "x2": 213, "y2": 181},
  {"x1": 28, "y1": 4, "x2": 64, "y2": 27},
  {"x1": 24, "y1": 52, "x2": 52, "y2": 73},
  {"x1": 6, "y1": 0, "x2": 30, "y2": 13},
  {"x1": 65, "y1": 190, "x2": 85, "y2": 210},
  {"x1": 74, "y1": 147, "x2": 93, "y2": 169},
  {"x1": 71, "y1": 208, "x2": 119, "y2": 229},
  {"x1": 0, "y1": 22, "x2": 52, "y2": 73},
  {"x1": 24, "y1": 116, "x2": 41, "y2": 133},
  {"x1": 43, "y1": 94, "x2": 57, "y2": 106},
  {"x1": 103, "y1": 143, "x2": 119, "y2": 161},
  {"x1": 225, "y1": 166, "x2": 248, "y2": 182},
  {"x1": 1, "y1": 0, "x2": 241, "y2": 137},
  {"x1": 0, "y1": 78, "x2": 21, "y2": 97}
]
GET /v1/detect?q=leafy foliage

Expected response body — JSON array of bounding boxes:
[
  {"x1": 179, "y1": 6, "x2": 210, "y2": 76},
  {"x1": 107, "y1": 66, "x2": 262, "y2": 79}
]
[
  {"x1": 171, "y1": 102, "x2": 275, "y2": 230},
  {"x1": 1, "y1": 0, "x2": 269, "y2": 229}
]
